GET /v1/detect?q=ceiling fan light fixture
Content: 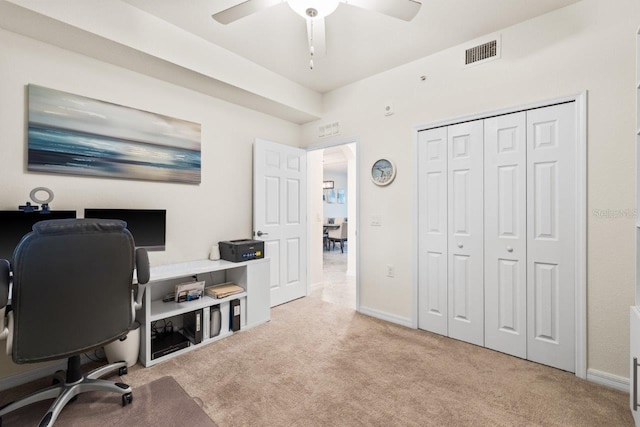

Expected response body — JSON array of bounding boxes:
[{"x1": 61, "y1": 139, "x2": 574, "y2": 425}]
[{"x1": 287, "y1": 0, "x2": 341, "y2": 19}]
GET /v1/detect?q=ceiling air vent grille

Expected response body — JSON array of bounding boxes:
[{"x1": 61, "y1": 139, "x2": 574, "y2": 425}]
[{"x1": 465, "y1": 39, "x2": 498, "y2": 66}]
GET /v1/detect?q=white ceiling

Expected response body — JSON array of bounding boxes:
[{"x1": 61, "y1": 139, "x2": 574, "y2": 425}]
[
  {"x1": 323, "y1": 146, "x2": 348, "y2": 173},
  {"x1": 123, "y1": 0, "x2": 581, "y2": 93}
]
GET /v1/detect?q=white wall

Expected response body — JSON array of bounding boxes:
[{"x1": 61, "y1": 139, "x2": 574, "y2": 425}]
[
  {"x1": 308, "y1": 150, "x2": 324, "y2": 286},
  {"x1": 0, "y1": 28, "x2": 300, "y2": 380},
  {"x1": 301, "y1": 0, "x2": 639, "y2": 378},
  {"x1": 323, "y1": 170, "x2": 348, "y2": 221}
]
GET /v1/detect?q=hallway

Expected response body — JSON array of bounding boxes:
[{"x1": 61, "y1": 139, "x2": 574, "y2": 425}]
[{"x1": 310, "y1": 248, "x2": 355, "y2": 310}]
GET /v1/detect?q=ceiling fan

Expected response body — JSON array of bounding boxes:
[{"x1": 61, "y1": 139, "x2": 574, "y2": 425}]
[{"x1": 212, "y1": 0, "x2": 422, "y2": 69}]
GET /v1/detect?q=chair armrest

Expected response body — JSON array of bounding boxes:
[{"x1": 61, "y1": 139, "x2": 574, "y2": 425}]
[
  {"x1": 133, "y1": 248, "x2": 149, "y2": 311},
  {"x1": 0, "y1": 259, "x2": 9, "y2": 309},
  {"x1": 0, "y1": 259, "x2": 10, "y2": 346}
]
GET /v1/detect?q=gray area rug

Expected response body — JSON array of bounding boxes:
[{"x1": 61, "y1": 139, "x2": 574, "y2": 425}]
[{"x1": 1, "y1": 375, "x2": 216, "y2": 426}]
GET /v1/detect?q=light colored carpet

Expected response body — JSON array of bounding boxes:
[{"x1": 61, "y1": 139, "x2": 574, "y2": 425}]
[
  {"x1": 121, "y1": 296, "x2": 632, "y2": 426},
  {"x1": 1, "y1": 375, "x2": 216, "y2": 426}
]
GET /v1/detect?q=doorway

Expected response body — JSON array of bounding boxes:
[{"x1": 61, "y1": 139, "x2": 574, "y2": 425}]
[{"x1": 307, "y1": 141, "x2": 358, "y2": 310}]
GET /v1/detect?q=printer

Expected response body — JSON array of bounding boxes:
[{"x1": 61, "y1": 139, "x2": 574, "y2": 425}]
[{"x1": 218, "y1": 239, "x2": 264, "y2": 262}]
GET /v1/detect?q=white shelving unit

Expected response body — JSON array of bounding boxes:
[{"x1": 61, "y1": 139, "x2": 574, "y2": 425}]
[
  {"x1": 631, "y1": 27, "x2": 640, "y2": 426},
  {"x1": 137, "y1": 258, "x2": 270, "y2": 367}
]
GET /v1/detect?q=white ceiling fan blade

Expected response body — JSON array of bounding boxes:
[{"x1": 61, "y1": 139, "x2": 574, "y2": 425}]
[
  {"x1": 342, "y1": 0, "x2": 422, "y2": 21},
  {"x1": 307, "y1": 17, "x2": 326, "y2": 58},
  {"x1": 212, "y1": 0, "x2": 284, "y2": 24}
]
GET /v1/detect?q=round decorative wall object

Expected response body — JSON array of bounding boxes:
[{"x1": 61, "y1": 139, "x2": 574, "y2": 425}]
[{"x1": 370, "y1": 158, "x2": 396, "y2": 186}]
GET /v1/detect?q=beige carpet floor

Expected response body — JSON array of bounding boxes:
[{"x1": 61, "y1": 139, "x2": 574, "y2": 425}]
[
  {"x1": 125, "y1": 296, "x2": 630, "y2": 426},
  {"x1": 2, "y1": 295, "x2": 633, "y2": 426}
]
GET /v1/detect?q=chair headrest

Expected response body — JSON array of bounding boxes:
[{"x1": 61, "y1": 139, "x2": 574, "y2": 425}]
[{"x1": 33, "y1": 218, "x2": 127, "y2": 235}]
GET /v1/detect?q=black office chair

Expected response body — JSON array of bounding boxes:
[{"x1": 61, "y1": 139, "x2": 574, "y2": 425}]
[{"x1": 0, "y1": 219, "x2": 150, "y2": 427}]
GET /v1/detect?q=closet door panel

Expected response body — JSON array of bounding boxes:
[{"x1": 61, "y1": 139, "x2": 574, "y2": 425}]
[
  {"x1": 484, "y1": 112, "x2": 527, "y2": 358},
  {"x1": 527, "y1": 103, "x2": 576, "y2": 372},
  {"x1": 447, "y1": 120, "x2": 484, "y2": 346},
  {"x1": 418, "y1": 127, "x2": 448, "y2": 335}
]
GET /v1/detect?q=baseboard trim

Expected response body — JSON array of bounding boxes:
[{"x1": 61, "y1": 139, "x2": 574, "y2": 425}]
[
  {"x1": 586, "y1": 368, "x2": 629, "y2": 393},
  {"x1": 358, "y1": 306, "x2": 413, "y2": 328},
  {"x1": 0, "y1": 354, "x2": 94, "y2": 392}
]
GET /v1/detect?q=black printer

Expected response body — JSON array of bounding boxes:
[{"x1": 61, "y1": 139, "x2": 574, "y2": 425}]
[{"x1": 218, "y1": 239, "x2": 264, "y2": 262}]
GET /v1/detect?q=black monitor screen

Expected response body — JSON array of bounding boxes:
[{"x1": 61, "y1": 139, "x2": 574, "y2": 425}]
[
  {"x1": 84, "y1": 209, "x2": 166, "y2": 251},
  {"x1": 0, "y1": 210, "x2": 77, "y2": 261}
]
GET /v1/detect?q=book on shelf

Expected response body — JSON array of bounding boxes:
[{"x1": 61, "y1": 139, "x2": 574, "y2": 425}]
[{"x1": 205, "y1": 283, "x2": 244, "y2": 299}]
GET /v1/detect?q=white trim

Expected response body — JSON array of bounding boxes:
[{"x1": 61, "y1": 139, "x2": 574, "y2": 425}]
[
  {"x1": 574, "y1": 91, "x2": 588, "y2": 379},
  {"x1": 359, "y1": 306, "x2": 413, "y2": 328},
  {"x1": 413, "y1": 92, "x2": 588, "y2": 379},
  {"x1": 306, "y1": 137, "x2": 361, "y2": 312},
  {"x1": 411, "y1": 129, "x2": 420, "y2": 329},
  {"x1": 414, "y1": 93, "x2": 584, "y2": 132},
  {"x1": 587, "y1": 368, "x2": 630, "y2": 393}
]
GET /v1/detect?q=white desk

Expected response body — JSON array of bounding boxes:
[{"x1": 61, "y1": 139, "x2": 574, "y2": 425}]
[{"x1": 137, "y1": 258, "x2": 270, "y2": 367}]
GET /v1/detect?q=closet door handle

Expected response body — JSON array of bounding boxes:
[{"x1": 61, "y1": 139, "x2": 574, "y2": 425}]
[
  {"x1": 507, "y1": 246, "x2": 513, "y2": 253},
  {"x1": 457, "y1": 243, "x2": 463, "y2": 248}
]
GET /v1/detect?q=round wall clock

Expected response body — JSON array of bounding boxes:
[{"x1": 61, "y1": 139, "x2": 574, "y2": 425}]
[{"x1": 371, "y1": 158, "x2": 396, "y2": 186}]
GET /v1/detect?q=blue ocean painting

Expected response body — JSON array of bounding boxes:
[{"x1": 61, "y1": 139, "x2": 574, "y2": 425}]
[{"x1": 28, "y1": 85, "x2": 201, "y2": 184}]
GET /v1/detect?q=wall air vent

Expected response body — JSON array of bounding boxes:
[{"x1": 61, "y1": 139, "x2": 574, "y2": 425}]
[{"x1": 464, "y1": 36, "x2": 501, "y2": 67}]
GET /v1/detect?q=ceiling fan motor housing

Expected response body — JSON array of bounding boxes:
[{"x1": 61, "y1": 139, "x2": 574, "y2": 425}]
[{"x1": 287, "y1": 0, "x2": 341, "y2": 19}]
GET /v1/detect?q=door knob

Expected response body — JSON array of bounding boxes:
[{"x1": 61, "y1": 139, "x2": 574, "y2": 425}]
[
  {"x1": 256, "y1": 231, "x2": 268, "y2": 237},
  {"x1": 507, "y1": 246, "x2": 513, "y2": 252},
  {"x1": 457, "y1": 243, "x2": 463, "y2": 248}
]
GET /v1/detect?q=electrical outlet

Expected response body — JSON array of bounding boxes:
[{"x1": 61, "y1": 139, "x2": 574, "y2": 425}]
[{"x1": 386, "y1": 264, "x2": 395, "y2": 278}]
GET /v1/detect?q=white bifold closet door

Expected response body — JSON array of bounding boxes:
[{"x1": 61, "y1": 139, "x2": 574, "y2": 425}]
[
  {"x1": 417, "y1": 127, "x2": 448, "y2": 336},
  {"x1": 418, "y1": 101, "x2": 577, "y2": 373},
  {"x1": 447, "y1": 121, "x2": 484, "y2": 347},
  {"x1": 526, "y1": 103, "x2": 576, "y2": 373},
  {"x1": 484, "y1": 112, "x2": 527, "y2": 358}
]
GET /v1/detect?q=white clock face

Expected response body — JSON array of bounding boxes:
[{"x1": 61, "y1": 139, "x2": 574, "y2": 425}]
[{"x1": 371, "y1": 159, "x2": 396, "y2": 186}]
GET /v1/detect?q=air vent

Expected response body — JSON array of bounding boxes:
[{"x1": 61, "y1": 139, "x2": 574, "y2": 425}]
[{"x1": 464, "y1": 36, "x2": 501, "y2": 67}]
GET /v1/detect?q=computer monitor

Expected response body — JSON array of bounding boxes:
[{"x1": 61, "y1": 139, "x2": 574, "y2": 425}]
[
  {"x1": 0, "y1": 210, "x2": 77, "y2": 261},
  {"x1": 84, "y1": 208, "x2": 166, "y2": 251}
]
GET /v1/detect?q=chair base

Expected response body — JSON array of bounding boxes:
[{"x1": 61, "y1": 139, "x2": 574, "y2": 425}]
[{"x1": 0, "y1": 357, "x2": 131, "y2": 427}]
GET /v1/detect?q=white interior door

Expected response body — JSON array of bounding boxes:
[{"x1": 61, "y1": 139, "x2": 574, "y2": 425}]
[
  {"x1": 447, "y1": 120, "x2": 484, "y2": 346},
  {"x1": 418, "y1": 127, "x2": 448, "y2": 335},
  {"x1": 526, "y1": 103, "x2": 576, "y2": 372},
  {"x1": 253, "y1": 138, "x2": 307, "y2": 308},
  {"x1": 484, "y1": 112, "x2": 527, "y2": 358}
]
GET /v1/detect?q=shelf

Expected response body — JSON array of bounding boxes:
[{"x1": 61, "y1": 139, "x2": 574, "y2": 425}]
[
  {"x1": 146, "y1": 258, "x2": 267, "y2": 283},
  {"x1": 147, "y1": 331, "x2": 234, "y2": 366},
  {"x1": 150, "y1": 291, "x2": 247, "y2": 321},
  {"x1": 138, "y1": 257, "x2": 270, "y2": 367}
]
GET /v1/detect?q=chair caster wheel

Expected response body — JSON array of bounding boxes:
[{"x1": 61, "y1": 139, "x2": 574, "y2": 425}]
[
  {"x1": 122, "y1": 392, "x2": 132, "y2": 407},
  {"x1": 118, "y1": 366, "x2": 128, "y2": 376}
]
